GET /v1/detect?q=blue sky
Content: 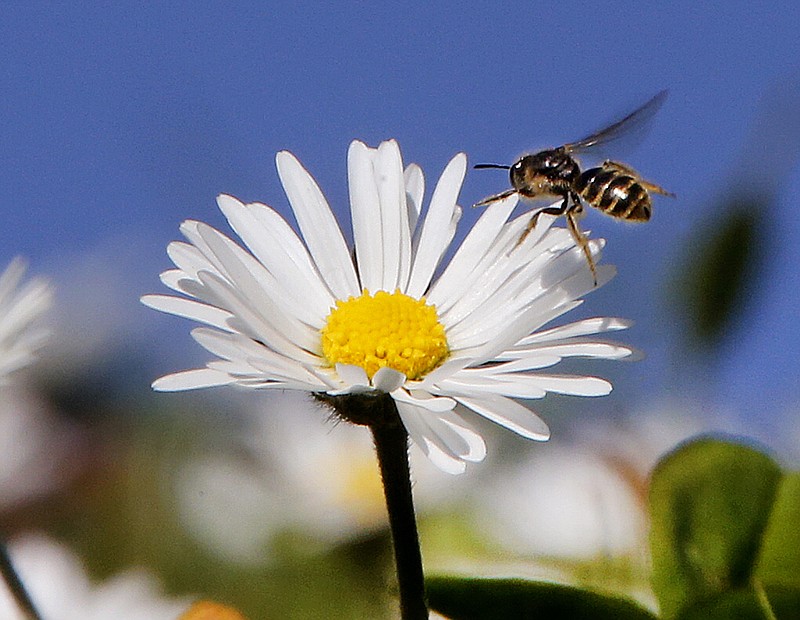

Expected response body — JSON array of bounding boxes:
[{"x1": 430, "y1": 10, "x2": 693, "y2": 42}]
[{"x1": 2, "y1": 3, "x2": 799, "y2": 432}]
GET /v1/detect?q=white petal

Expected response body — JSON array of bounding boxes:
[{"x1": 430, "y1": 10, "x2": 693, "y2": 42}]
[
  {"x1": 179, "y1": 221, "x2": 228, "y2": 277},
  {"x1": 466, "y1": 266, "x2": 618, "y2": 362},
  {"x1": 391, "y1": 388, "x2": 456, "y2": 412},
  {"x1": 456, "y1": 395, "x2": 550, "y2": 441},
  {"x1": 518, "y1": 317, "x2": 633, "y2": 345},
  {"x1": 496, "y1": 374, "x2": 612, "y2": 397},
  {"x1": 404, "y1": 163, "x2": 425, "y2": 234},
  {"x1": 140, "y1": 295, "x2": 233, "y2": 331},
  {"x1": 415, "y1": 357, "x2": 471, "y2": 388},
  {"x1": 195, "y1": 224, "x2": 321, "y2": 353},
  {"x1": 375, "y1": 140, "x2": 411, "y2": 291},
  {"x1": 406, "y1": 153, "x2": 467, "y2": 298},
  {"x1": 276, "y1": 150, "x2": 359, "y2": 299},
  {"x1": 420, "y1": 413, "x2": 472, "y2": 459},
  {"x1": 423, "y1": 442, "x2": 468, "y2": 474},
  {"x1": 190, "y1": 327, "x2": 270, "y2": 362},
  {"x1": 0, "y1": 280, "x2": 51, "y2": 342},
  {"x1": 158, "y1": 270, "x2": 186, "y2": 293},
  {"x1": 335, "y1": 363, "x2": 369, "y2": 388},
  {"x1": 435, "y1": 215, "x2": 567, "y2": 335},
  {"x1": 244, "y1": 354, "x2": 328, "y2": 389},
  {"x1": 152, "y1": 368, "x2": 234, "y2": 391},
  {"x1": 349, "y1": 141, "x2": 383, "y2": 293},
  {"x1": 0, "y1": 257, "x2": 26, "y2": 304},
  {"x1": 217, "y1": 194, "x2": 334, "y2": 323},
  {"x1": 426, "y1": 193, "x2": 518, "y2": 310},
  {"x1": 432, "y1": 407, "x2": 487, "y2": 462},
  {"x1": 166, "y1": 240, "x2": 214, "y2": 279},
  {"x1": 372, "y1": 366, "x2": 406, "y2": 392},
  {"x1": 439, "y1": 374, "x2": 547, "y2": 399},
  {"x1": 395, "y1": 402, "x2": 467, "y2": 474},
  {"x1": 449, "y1": 293, "x2": 581, "y2": 359},
  {"x1": 499, "y1": 341, "x2": 635, "y2": 362},
  {"x1": 195, "y1": 270, "x2": 319, "y2": 365}
]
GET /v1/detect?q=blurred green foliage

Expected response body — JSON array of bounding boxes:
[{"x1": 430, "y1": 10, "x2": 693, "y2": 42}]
[
  {"x1": 426, "y1": 577, "x2": 657, "y2": 620},
  {"x1": 672, "y1": 79, "x2": 800, "y2": 355},
  {"x1": 648, "y1": 437, "x2": 781, "y2": 617},
  {"x1": 672, "y1": 203, "x2": 762, "y2": 352},
  {"x1": 427, "y1": 437, "x2": 800, "y2": 620},
  {"x1": 650, "y1": 437, "x2": 800, "y2": 619}
]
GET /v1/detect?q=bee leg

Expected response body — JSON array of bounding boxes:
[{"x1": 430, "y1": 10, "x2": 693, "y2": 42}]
[
  {"x1": 564, "y1": 207, "x2": 598, "y2": 286},
  {"x1": 515, "y1": 195, "x2": 569, "y2": 248},
  {"x1": 473, "y1": 188, "x2": 517, "y2": 208},
  {"x1": 638, "y1": 180, "x2": 675, "y2": 198},
  {"x1": 601, "y1": 160, "x2": 636, "y2": 175}
]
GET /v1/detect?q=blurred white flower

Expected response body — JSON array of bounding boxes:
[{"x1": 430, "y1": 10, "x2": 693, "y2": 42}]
[
  {"x1": 471, "y1": 403, "x2": 712, "y2": 612},
  {"x1": 476, "y1": 445, "x2": 646, "y2": 560},
  {"x1": 143, "y1": 139, "x2": 633, "y2": 473},
  {"x1": 0, "y1": 534, "x2": 189, "y2": 620},
  {"x1": 0, "y1": 387, "x2": 82, "y2": 512},
  {"x1": 175, "y1": 451, "x2": 284, "y2": 566},
  {"x1": 580, "y1": 400, "x2": 709, "y2": 477},
  {"x1": 176, "y1": 392, "x2": 475, "y2": 564},
  {"x1": 473, "y1": 403, "x2": 707, "y2": 562},
  {"x1": 0, "y1": 258, "x2": 51, "y2": 384}
]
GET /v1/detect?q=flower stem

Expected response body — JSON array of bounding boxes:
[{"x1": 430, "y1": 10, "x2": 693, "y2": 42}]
[
  {"x1": 370, "y1": 400, "x2": 428, "y2": 620},
  {"x1": 754, "y1": 578, "x2": 777, "y2": 620},
  {"x1": 0, "y1": 541, "x2": 42, "y2": 620}
]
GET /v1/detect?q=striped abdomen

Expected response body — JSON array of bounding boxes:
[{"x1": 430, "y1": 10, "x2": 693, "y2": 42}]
[{"x1": 574, "y1": 165, "x2": 652, "y2": 221}]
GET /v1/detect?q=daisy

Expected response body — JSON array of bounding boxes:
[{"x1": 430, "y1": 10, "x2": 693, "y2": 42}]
[
  {"x1": 142, "y1": 139, "x2": 633, "y2": 475},
  {"x1": 0, "y1": 258, "x2": 51, "y2": 384},
  {"x1": 0, "y1": 534, "x2": 190, "y2": 620}
]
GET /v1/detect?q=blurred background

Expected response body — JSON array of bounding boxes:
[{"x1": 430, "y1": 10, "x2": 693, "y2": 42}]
[{"x1": 1, "y1": 2, "x2": 799, "y2": 617}]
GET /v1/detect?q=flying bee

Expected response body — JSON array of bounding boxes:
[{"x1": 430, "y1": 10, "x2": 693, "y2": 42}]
[{"x1": 474, "y1": 90, "x2": 674, "y2": 285}]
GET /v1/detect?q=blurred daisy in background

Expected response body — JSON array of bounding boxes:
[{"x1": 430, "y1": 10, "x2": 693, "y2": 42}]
[
  {"x1": 0, "y1": 534, "x2": 190, "y2": 620},
  {"x1": 0, "y1": 258, "x2": 51, "y2": 384},
  {"x1": 477, "y1": 445, "x2": 647, "y2": 562},
  {"x1": 144, "y1": 139, "x2": 634, "y2": 474},
  {"x1": 468, "y1": 402, "x2": 711, "y2": 612},
  {"x1": 176, "y1": 391, "x2": 476, "y2": 565},
  {"x1": 0, "y1": 386, "x2": 83, "y2": 513},
  {"x1": 0, "y1": 258, "x2": 74, "y2": 513}
]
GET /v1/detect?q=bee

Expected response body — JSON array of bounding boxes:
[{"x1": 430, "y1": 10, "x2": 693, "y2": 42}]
[{"x1": 474, "y1": 90, "x2": 674, "y2": 285}]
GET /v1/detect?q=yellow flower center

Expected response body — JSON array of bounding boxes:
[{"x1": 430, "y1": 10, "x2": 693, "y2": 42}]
[{"x1": 321, "y1": 289, "x2": 449, "y2": 381}]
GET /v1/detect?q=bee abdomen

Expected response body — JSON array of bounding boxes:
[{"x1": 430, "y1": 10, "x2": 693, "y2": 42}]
[{"x1": 576, "y1": 167, "x2": 652, "y2": 221}]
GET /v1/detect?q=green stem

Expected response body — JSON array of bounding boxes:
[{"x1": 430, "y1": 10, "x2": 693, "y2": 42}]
[
  {"x1": 370, "y1": 402, "x2": 428, "y2": 620},
  {"x1": 0, "y1": 541, "x2": 43, "y2": 620},
  {"x1": 753, "y1": 578, "x2": 777, "y2": 620}
]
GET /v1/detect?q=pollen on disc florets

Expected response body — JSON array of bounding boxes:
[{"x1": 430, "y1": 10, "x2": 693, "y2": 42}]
[{"x1": 321, "y1": 289, "x2": 449, "y2": 382}]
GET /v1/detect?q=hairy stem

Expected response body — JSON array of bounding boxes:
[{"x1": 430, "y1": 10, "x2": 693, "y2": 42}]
[{"x1": 370, "y1": 401, "x2": 428, "y2": 620}]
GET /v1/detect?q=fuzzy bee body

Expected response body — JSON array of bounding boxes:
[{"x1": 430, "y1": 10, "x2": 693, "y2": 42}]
[
  {"x1": 474, "y1": 92, "x2": 673, "y2": 285},
  {"x1": 574, "y1": 161, "x2": 653, "y2": 222}
]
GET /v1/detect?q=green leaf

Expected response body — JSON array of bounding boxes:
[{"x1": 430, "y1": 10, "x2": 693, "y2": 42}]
[
  {"x1": 672, "y1": 206, "x2": 762, "y2": 351},
  {"x1": 756, "y1": 472, "x2": 800, "y2": 587},
  {"x1": 426, "y1": 576, "x2": 657, "y2": 620},
  {"x1": 677, "y1": 585, "x2": 800, "y2": 620},
  {"x1": 649, "y1": 437, "x2": 783, "y2": 618}
]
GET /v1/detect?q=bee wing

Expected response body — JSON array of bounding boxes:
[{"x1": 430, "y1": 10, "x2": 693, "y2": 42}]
[{"x1": 564, "y1": 90, "x2": 668, "y2": 153}]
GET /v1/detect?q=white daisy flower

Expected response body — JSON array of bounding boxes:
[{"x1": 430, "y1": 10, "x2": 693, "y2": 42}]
[
  {"x1": 0, "y1": 258, "x2": 51, "y2": 384},
  {"x1": 0, "y1": 534, "x2": 190, "y2": 620},
  {"x1": 142, "y1": 140, "x2": 634, "y2": 474}
]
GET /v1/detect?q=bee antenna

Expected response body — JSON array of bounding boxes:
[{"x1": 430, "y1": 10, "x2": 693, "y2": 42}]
[{"x1": 474, "y1": 163, "x2": 510, "y2": 170}]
